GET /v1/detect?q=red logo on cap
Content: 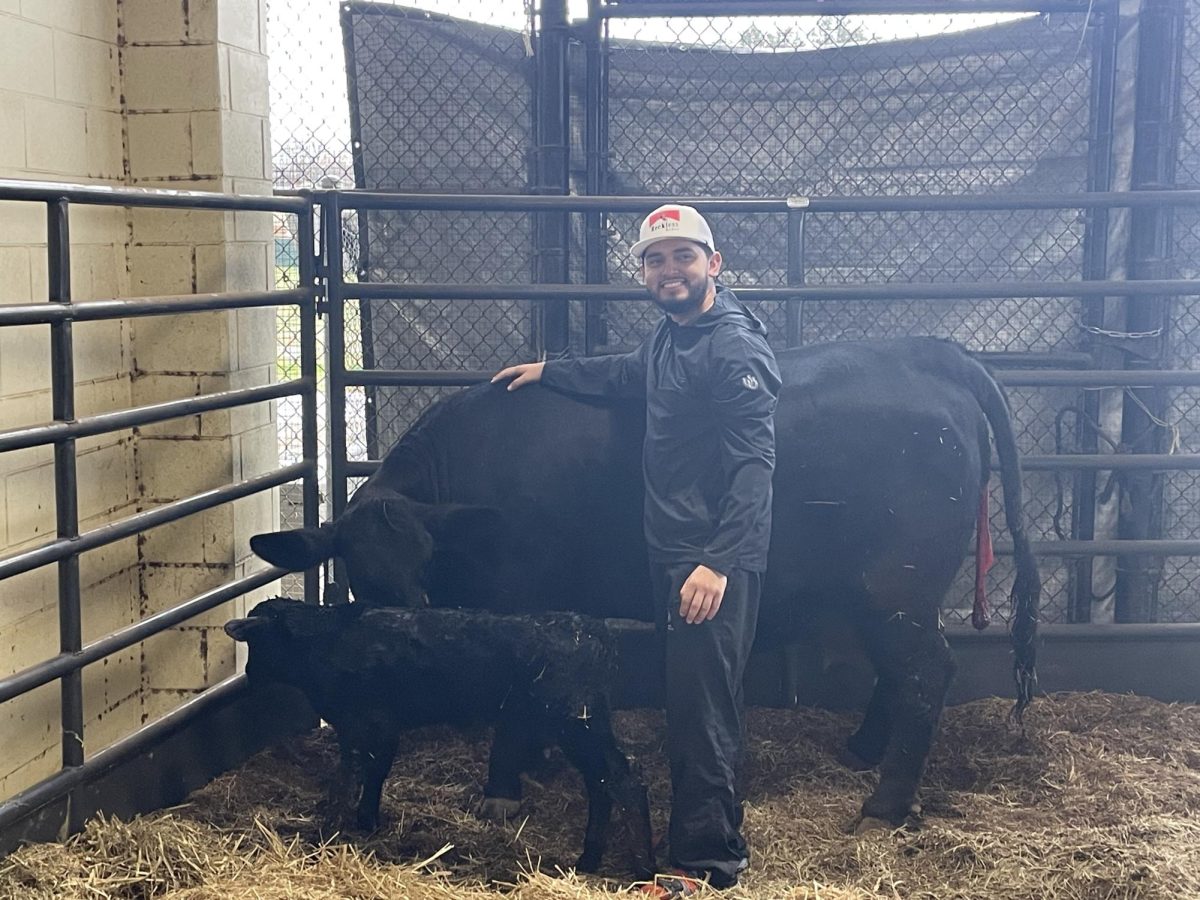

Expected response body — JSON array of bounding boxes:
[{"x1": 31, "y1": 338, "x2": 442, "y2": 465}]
[{"x1": 648, "y1": 209, "x2": 681, "y2": 227}]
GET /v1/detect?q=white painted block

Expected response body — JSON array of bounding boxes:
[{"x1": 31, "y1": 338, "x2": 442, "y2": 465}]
[
  {"x1": 0, "y1": 92, "x2": 25, "y2": 170},
  {"x1": 0, "y1": 17, "x2": 55, "y2": 99},
  {"x1": 219, "y1": 110, "x2": 265, "y2": 179},
  {"x1": 84, "y1": 109, "x2": 124, "y2": 180},
  {"x1": 0, "y1": 246, "x2": 31, "y2": 302},
  {"x1": 137, "y1": 503, "x2": 234, "y2": 566},
  {"x1": 126, "y1": 112, "x2": 193, "y2": 179},
  {"x1": 77, "y1": 531, "x2": 137, "y2": 591},
  {"x1": 227, "y1": 47, "x2": 268, "y2": 116},
  {"x1": 0, "y1": 565, "x2": 54, "y2": 632},
  {"x1": 126, "y1": 243, "x2": 194, "y2": 297},
  {"x1": 217, "y1": 0, "x2": 260, "y2": 52},
  {"x1": 138, "y1": 434, "x2": 233, "y2": 501},
  {"x1": 76, "y1": 441, "x2": 135, "y2": 521},
  {"x1": 73, "y1": 318, "x2": 127, "y2": 382},
  {"x1": 54, "y1": 31, "x2": 119, "y2": 110},
  {"x1": 125, "y1": 45, "x2": 220, "y2": 113},
  {"x1": 0, "y1": 683, "x2": 57, "y2": 780},
  {"x1": 134, "y1": 311, "x2": 232, "y2": 373},
  {"x1": 131, "y1": 371, "x2": 232, "y2": 438},
  {"x1": 25, "y1": 98, "x2": 88, "y2": 176},
  {"x1": 122, "y1": 0, "x2": 187, "y2": 45},
  {"x1": 4, "y1": 461, "x2": 56, "y2": 546},
  {"x1": 189, "y1": 110, "x2": 223, "y2": 177},
  {"x1": 139, "y1": 562, "x2": 232, "y2": 621},
  {"x1": 0, "y1": 324, "x2": 51, "y2": 395}
]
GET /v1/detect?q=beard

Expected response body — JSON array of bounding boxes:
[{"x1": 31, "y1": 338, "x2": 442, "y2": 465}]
[{"x1": 649, "y1": 276, "x2": 709, "y2": 317}]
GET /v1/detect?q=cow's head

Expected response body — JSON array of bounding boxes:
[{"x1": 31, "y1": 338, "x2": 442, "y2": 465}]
[{"x1": 248, "y1": 494, "x2": 504, "y2": 607}]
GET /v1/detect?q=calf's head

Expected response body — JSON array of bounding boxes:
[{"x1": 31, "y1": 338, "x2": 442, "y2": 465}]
[
  {"x1": 248, "y1": 495, "x2": 503, "y2": 607},
  {"x1": 224, "y1": 597, "x2": 340, "y2": 683}
]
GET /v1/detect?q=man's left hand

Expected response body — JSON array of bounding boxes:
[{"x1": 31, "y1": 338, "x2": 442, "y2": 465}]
[{"x1": 679, "y1": 565, "x2": 728, "y2": 624}]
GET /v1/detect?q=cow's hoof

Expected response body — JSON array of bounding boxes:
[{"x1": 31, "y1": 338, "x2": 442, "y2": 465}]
[
  {"x1": 574, "y1": 849, "x2": 602, "y2": 873},
  {"x1": 478, "y1": 797, "x2": 522, "y2": 822},
  {"x1": 853, "y1": 815, "x2": 896, "y2": 835}
]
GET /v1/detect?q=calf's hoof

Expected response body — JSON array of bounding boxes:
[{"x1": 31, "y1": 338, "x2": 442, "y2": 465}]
[
  {"x1": 478, "y1": 796, "x2": 522, "y2": 822},
  {"x1": 574, "y1": 849, "x2": 602, "y2": 873}
]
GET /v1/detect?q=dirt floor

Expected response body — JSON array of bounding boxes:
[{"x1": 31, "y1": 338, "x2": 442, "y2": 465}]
[{"x1": 3, "y1": 691, "x2": 1200, "y2": 899}]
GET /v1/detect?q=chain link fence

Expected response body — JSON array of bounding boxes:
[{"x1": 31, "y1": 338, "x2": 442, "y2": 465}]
[{"x1": 268, "y1": 0, "x2": 1200, "y2": 624}]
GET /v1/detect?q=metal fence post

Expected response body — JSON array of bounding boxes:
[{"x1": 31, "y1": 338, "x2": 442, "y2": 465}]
[
  {"x1": 583, "y1": 0, "x2": 609, "y2": 355},
  {"x1": 47, "y1": 198, "x2": 85, "y2": 794},
  {"x1": 533, "y1": 0, "x2": 571, "y2": 358},
  {"x1": 297, "y1": 194, "x2": 321, "y2": 604},
  {"x1": 1072, "y1": 0, "x2": 1121, "y2": 623},
  {"x1": 1116, "y1": 0, "x2": 1186, "y2": 623}
]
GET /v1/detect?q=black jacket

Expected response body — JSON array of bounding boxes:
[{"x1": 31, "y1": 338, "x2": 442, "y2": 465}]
[{"x1": 542, "y1": 286, "x2": 781, "y2": 573}]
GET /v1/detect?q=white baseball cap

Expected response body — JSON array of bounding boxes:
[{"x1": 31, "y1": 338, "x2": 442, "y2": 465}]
[{"x1": 630, "y1": 204, "x2": 715, "y2": 260}]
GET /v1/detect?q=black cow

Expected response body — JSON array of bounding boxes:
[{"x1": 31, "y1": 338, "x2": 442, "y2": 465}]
[
  {"x1": 250, "y1": 337, "x2": 1041, "y2": 830},
  {"x1": 224, "y1": 598, "x2": 654, "y2": 876}
]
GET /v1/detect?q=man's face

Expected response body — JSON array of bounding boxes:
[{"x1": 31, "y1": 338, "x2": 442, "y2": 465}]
[{"x1": 641, "y1": 238, "x2": 722, "y2": 318}]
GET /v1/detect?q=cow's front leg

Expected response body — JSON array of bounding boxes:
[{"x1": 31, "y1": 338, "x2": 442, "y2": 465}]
[
  {"x1": 856, "y1": 611, "x2": 955, "y2": 831},
  {"x1": 480, "y1": 715, "x2": 544, "y2": 821}
]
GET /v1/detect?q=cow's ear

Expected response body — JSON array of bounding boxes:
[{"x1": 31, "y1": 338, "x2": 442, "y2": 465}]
[
  {"x1": 250, "y1": 525, "x2": 336, "y2": 571},
  {"x1": 414, "y1": 503, "x2": 505, "y2": 557}
]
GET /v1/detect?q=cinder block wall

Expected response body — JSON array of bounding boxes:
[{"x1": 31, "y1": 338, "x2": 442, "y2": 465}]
[{"x1": 0, "y1": 0, "x2": 278, "y2": 799}]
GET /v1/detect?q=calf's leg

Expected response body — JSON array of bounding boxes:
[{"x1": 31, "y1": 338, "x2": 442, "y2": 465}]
[
  {"x1": 481, "y1": 716, "x2": 546, "y2": 821},
  {"x1": 556, "y1": 709, "x2": 654, "y2": 878}
]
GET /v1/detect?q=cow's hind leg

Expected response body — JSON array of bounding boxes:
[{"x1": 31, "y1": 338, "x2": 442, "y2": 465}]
[
  {"x1": 856, "y1": 611, "x2": 955, "y2": 830},
  {"x1": 557, "y1": 709, "x2": 654, "y2": 878},
  {"x1": 840, "y1": 676, "x2": 897, "y2": 771},
  {"x1": 480, "y1": 716, "x2": 546, "y2": 821}
]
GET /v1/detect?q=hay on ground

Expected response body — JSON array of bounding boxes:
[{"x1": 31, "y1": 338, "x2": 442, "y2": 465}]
[{"x1": 2, "y1": 691, "x2": 1199, "y2": 899}]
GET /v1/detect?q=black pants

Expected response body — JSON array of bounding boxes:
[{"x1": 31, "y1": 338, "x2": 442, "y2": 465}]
[{"x1": 650, "y1": 562, "x2": 761, "y2": 887}]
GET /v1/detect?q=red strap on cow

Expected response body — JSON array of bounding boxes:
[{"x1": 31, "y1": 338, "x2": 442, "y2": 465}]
[{"x1": 973, "y1": 484, "x2": 995, "y2": 630}]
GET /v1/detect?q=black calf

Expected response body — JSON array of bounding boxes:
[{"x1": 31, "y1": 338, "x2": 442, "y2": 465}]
[{"x1": 224, "y1": 598, "x2": 653, "y2": 876}]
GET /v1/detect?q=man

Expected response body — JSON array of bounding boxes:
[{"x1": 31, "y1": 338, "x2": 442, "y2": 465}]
[{"x1": 493, "y1": 204, "x2": 780, "y2": 895}]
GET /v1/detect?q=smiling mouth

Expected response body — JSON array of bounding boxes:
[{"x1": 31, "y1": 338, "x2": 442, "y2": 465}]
[{"x1": 660, "y1": 279, "x2": 686, "y2": 289}]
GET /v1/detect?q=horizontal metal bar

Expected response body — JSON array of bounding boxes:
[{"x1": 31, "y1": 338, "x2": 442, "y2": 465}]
[
  {"x1": 997, "y1": 369, "x2": 1200, "y2": 387},
  {"x1": 0, "y1": 380, "x2": 311, "y2": 453},
  {"x1": 0, "y1": 462, "x2": 311, "y2": 582},
  {"x1": 330, "y1": 188, "x2": 1200, "y2": 214},
  {"x1": 0, "y1": 288, "x2": 313, "y2": 326},
  {"x1": 0, "y1": 568, "x2": 284, "y2": 705},
  {"x1": 347, "y1": 279, "x2": 1200, "y2": 302},
  {"x1": 0, "y1": 178, "x2": 306, "y2": 212},
  {"x1": 0, "y1": 674, "x2": 248, "y2": 834},
  {"x1": 1012, "y1": 454, "x2": 1200, "y2": 471},
  {"x1": 344, "y1": 367, "x2": 1200, "y2": 391},
  {"x1": 945, "y1": 621, "x2": 1200, "y2": 643},
  {"x1": 1005, "y1": 540, "x2": 1200, "y2": 556},
  {"x1": 600, "y1": 1, "x2": 1102, "y2": 17},
  {"x1": 345, "y1": 460, "x2": 380, "y2": 478},
  {"x1": 976, "y1": 351, "x2": 1093, "y2": 369},
  {"x1": 344, "y1": 369, "x2": 493, "y2": 387}
]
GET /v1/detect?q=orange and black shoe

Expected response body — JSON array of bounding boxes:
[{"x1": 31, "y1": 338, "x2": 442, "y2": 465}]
[{"x1": 636, "y1": 869, "x2": 704, "y2": 898}]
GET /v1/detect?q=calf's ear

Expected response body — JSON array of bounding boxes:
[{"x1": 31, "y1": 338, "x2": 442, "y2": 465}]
[
  {"x1": 413, "y1": 503, "x2": 505, "y2": 558},
  {"x1": 250, "y1": 524, "x2": 336, "y2": 571},
  {"x1": 224, "y1": 616, "x2": 269, "y2": 641}
]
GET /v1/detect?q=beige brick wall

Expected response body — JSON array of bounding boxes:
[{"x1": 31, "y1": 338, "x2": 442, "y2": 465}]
[{"x1": 0, "y1": 0, "x2": 278, "y2": 799}]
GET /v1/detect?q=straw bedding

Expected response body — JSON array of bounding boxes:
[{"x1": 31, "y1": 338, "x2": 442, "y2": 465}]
[{"x1": 3, "y1": 691, "x2": 1199, "y2": 899}]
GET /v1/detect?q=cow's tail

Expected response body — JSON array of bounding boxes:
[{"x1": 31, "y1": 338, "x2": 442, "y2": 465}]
[{"x1": 961, "y1": 349, "x2": 1041, "y2": 726}]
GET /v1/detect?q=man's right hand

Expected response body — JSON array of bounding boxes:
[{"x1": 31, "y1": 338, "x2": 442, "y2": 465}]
[{"x1": 491, "y1": 362, "x2": 545, "y2": 391}]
